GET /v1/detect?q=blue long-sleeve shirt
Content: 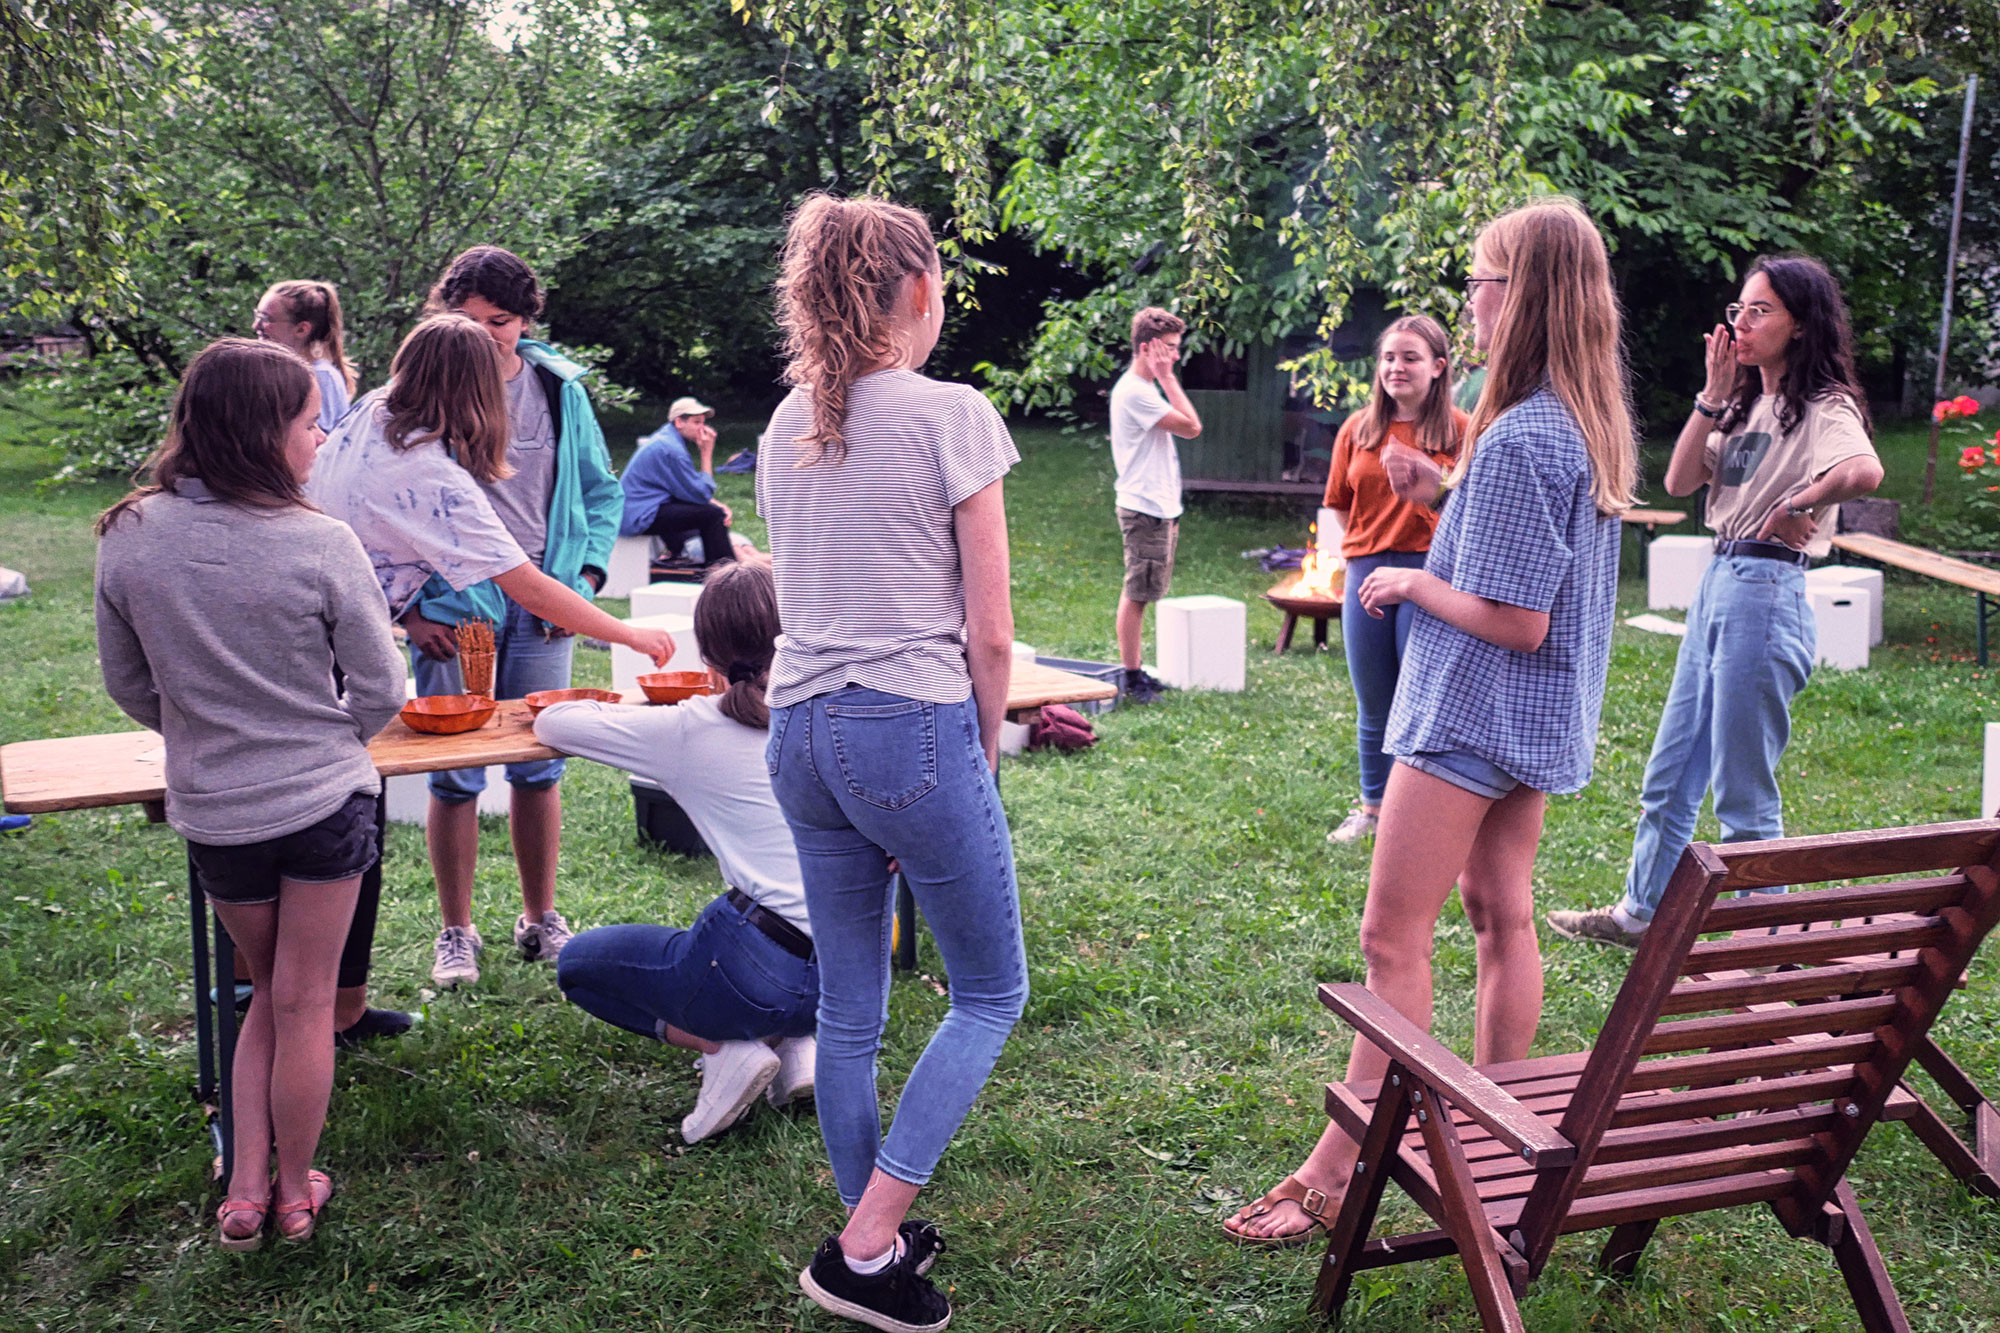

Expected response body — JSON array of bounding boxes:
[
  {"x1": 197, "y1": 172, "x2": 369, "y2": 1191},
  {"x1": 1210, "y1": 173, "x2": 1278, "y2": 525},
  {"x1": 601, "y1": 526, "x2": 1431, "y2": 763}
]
[{"x1": 620, "y1": 421, "x2": 716, "y2": 535}]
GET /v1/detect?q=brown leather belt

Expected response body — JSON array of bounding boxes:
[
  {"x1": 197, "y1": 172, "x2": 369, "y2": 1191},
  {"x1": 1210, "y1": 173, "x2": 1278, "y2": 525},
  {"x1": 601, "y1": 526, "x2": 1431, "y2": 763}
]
[{"x1": 726, "y1": 887, "x2": 813, "y2": 960}]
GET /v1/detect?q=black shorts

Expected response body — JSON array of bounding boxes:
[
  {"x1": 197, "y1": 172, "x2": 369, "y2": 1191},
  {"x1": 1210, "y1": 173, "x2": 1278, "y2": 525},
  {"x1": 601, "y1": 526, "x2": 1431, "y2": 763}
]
[{"x1": 190, "y1": 792, "x2": 380, "y2": 906}]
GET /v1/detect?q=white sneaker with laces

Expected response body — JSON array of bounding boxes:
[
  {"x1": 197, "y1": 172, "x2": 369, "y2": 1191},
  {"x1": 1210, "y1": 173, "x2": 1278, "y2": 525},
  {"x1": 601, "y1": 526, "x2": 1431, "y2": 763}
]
[
  {"x1": 431, "y1": 925, "x2": 484, "y2": 987},
  {"x1": 682, "y1": 1041, "x2": 781, "y2": 1143},
  {"x1": 515, "y1": 909, "x2": 574, "y2": 963},
  {"x1": 1326, "y1": 809, "x2": 1378, "y2": 845},
  {"x1": 767, "y1": 1034, "x2": 816, "y2": 1107}
]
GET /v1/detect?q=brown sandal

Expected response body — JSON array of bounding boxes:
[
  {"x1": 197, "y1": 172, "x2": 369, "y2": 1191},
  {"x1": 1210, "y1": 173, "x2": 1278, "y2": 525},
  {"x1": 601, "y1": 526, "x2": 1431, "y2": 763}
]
[{"x1": 1224, "y1": 1174, "x2": 1336, "y2": 1248}]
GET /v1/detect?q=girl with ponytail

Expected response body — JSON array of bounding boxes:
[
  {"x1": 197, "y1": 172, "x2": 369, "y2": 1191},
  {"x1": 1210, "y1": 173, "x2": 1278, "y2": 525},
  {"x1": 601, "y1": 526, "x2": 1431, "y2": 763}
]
[
  {"x1": 531, "y1": 558, "x2": 819, "y2": 1143},
  {"x1": 254, "y1": 281, "x2": 357, "y2": 430}
]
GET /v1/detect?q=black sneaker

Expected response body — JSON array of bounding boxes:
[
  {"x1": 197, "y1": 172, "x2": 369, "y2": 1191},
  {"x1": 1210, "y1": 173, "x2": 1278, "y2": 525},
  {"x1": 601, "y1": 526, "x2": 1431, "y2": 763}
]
[
  {"x1": 1122, "y1": 674, "x2": 1165, "y2": 706},
  {"x1": 335, "y1": 1008, "x2": 418, "y2": 1050},
  {"x1": 900, "y1": 1219, "x2": 945, "y2": 1277},
  {"x1": 799, "y1": 1234, "x2": 951, "y2": 1333}
]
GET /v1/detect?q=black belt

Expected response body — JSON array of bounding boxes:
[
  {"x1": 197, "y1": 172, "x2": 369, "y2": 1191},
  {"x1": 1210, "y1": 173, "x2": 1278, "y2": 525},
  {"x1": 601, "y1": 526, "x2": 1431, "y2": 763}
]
[
  {"x1": 726, "y1": 888, "x2": 813, "y2": 960},
  {"x1": 1714, "y1": 538, "x2": 1810, "y2": 567}
]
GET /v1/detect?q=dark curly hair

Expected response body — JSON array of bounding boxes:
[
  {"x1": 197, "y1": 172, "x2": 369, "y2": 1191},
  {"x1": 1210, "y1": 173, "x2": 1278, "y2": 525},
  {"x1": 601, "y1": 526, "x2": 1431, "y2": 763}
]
[
  {"x1": 1718, "y1": 255, "x2": 1871, "y2": 440},
  {"x1": 426, "y1": 245, "x2": 546, "y2": 322}
]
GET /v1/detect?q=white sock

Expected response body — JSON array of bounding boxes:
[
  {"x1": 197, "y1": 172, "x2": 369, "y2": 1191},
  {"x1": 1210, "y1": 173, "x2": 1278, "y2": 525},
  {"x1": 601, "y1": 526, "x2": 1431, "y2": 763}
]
[
  {"x1": 844, "y1": 1237, "x2": 903, "y2": 1276},
  {"x1": 1610, "y1": 903, "x2": 1650, "y2": 934}
]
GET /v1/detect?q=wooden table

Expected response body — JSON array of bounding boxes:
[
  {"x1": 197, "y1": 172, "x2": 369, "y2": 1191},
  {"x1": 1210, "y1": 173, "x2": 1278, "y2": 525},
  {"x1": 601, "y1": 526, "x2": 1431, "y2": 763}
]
[
  {"x1": 1832, "y1": 531, "x2": 2000, "y2": 665},
  {"x1": 0, "y1": 662, "x2": 1121, "y2": 1156}
]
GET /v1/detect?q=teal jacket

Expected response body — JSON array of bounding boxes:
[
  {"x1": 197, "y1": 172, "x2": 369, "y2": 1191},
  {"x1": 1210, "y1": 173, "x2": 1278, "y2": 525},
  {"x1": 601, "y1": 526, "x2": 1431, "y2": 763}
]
[{"x1": 413, "y1": 339, "x2": 622, "y2": 629}]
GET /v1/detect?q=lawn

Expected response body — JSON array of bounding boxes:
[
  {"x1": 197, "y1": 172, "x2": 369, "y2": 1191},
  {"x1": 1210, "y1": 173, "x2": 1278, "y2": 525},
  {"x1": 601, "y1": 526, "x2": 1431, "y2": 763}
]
[{"x1": 1, "y1": 389, "x2": 1997, "y2": 1332}]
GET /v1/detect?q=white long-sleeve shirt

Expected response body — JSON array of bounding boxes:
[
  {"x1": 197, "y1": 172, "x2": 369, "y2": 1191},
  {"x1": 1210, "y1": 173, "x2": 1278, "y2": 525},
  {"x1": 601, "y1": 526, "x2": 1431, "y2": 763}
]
[{"x1": 532, "y1": 696, "x2": 811, "y2": 933}]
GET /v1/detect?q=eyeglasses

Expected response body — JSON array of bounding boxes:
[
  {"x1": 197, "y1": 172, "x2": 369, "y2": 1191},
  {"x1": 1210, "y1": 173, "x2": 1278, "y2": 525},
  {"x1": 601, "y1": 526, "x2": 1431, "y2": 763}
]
[
  {"x1": 1465, "y1": 276, "x2": 1509, "y2": 292},
  {"x1": 1726, "y1": 302, "x2": 1780, "y2": 327}
]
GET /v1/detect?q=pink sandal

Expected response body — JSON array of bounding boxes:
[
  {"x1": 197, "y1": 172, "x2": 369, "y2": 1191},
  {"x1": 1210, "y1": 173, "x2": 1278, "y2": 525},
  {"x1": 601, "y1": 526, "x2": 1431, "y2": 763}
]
[
  {"x1": 274, "y1": 1169, "x2": 333, "y2": 1244},
  {"x1": 216, "y1": 1196, "x2": 269, "y2": 1252}
]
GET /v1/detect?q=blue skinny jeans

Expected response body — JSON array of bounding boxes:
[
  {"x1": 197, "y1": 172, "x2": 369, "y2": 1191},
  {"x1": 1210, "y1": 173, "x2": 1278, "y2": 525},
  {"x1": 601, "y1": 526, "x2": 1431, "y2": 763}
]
[
  {"x1": 767, "y1": 686, "x2": 1028, "y2": 1206},
  {"x1": 412, "y1": 596, "x2": 574, "y2": 799},
  {"x1": 1620, "y1": 555, "x2": 1816, "y2": 921},
  {"x1": 1342, "y1": 550, "x2": 1428, "y2": 805}
]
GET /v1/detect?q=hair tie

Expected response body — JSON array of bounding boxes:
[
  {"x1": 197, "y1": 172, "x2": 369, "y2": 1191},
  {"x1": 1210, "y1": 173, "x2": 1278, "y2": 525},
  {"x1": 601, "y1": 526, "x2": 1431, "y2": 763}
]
[{"x1": 726, "y1": 661, "x2": 762, "y2": 685}]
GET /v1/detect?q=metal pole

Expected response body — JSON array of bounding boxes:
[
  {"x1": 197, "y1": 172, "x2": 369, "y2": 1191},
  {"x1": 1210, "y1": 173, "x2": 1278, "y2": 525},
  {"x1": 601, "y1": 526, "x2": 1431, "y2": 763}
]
[{"x1": 1923, "y1": 74, "x2": 1978, "y2": 505}]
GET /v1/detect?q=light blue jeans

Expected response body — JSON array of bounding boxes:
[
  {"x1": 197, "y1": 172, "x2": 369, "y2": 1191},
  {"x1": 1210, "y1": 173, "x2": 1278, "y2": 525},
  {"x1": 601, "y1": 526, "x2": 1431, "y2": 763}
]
[
  {"x1": 411, "y1": 597, "x2": 574, "y2": 800},
  {"x1": 1343, "y1": 551, "x2": 1427, "y2": 804},
  {"x1": 767, "y1": 686, "x2": 1028, "y2": 1206},
  {"x1": 1620, "y1": 555, "x2": 1816, "y2": 922}
]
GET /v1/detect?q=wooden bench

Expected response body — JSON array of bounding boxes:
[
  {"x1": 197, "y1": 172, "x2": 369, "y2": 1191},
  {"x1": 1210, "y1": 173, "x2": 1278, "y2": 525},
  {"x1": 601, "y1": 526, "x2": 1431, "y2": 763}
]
[
  {"x1": 1831, "y1": 531, "x2": 2000, "y2": 664},
  {"x1": 1309, "y1": 819, "x2": 2000, "y2": 1331}
]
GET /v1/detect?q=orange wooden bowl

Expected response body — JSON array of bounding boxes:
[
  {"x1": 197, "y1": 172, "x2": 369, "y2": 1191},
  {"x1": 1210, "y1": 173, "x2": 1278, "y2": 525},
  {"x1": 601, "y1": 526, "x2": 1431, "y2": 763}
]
[
  {"x1": 638, "y1": 671, "x2": 716, "y2": 705},
  {"x1": 400, "y1": 694, "x2": 497, "y2": 735},
  {"x1": 523, "y1": 687, "x2": 624, "y2": 717}
]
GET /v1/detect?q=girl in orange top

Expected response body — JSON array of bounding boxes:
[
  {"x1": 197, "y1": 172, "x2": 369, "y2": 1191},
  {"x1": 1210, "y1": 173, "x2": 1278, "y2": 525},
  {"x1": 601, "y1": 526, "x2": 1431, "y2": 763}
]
[{"x1": 1321, "y1": 315, "x2": 1469, "y2": 844}]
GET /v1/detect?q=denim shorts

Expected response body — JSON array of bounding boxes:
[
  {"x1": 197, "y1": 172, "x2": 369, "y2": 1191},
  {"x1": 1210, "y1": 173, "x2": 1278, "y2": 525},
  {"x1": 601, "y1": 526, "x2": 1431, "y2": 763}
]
[
  {"x1": 1397, "y1": 749, "x2": 1521, "y2": 801},
  {"x1": 190, "y1": 792, "x2": 381, "y2": 905}
]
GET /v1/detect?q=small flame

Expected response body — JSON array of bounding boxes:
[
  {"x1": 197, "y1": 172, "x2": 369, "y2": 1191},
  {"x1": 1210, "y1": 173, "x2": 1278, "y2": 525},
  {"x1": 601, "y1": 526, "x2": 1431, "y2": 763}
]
[{"x1": 1289, "y1": 521, "x2": 1342, "y2": 600}]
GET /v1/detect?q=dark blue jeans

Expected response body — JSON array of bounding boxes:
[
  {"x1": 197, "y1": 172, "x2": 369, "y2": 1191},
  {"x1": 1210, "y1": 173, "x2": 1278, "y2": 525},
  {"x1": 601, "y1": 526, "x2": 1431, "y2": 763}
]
[
  {"x1": 556, "y1": 893, "x2": 817, "y2": 1042},
  {"x1": 768, "y1": 686, "x2": 1028, "y2": 1206},
  {"x1": 1342, "y1": 550, "x2": 1428, "y2": 804}
]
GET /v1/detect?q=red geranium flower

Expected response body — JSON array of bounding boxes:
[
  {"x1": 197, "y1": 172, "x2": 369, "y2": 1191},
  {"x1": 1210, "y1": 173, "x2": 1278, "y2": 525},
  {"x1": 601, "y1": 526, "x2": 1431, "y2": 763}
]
[
  {"x1": 1936, "y1": 400, "x2": 1955, "y2": 421},
  {"x1": 1955, "y1": 394, "x2": 1982, "y2": 417},
  {"x1": 1961, "y1": 445, "x2": 1986, "y2": 469}
]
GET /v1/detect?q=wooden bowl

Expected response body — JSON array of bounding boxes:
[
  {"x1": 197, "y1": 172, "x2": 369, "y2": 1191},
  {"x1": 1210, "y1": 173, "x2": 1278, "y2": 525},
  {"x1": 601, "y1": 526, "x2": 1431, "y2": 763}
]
[
  {"x1": 638, "y1": 671, "x2": 717, "y2": 705},
  {"x1": 400, "y1": 694, "x2": 497, "y2": 735},
  {"x1": 523, "y1": 687, "x2": 624, "y2": 717}
]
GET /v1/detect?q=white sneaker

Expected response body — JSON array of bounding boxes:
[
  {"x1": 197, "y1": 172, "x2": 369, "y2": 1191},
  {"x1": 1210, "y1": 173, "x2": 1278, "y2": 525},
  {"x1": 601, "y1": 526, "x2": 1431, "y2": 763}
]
[
  {"x1": 766, "y1": 1034, "x2": 816, "y2": 1107},
  {"x1": 432, "y1": 925, "x2": 484, "y2": 987},
  {"x1": 682, "y1": 1041, "x2": 780, "y2": 1143},
  {"x1": 1326, "y1": 809, "x2": 1379, "y2": 845},
  {"x1": 515, "y1": 910, "x2": 574, "y2": 963}
]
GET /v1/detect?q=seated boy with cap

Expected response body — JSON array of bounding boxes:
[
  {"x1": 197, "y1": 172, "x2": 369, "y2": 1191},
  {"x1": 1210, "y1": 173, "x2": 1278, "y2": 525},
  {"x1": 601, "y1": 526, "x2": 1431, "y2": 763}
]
[{"x1": 619, "y1": 396, "x2": 743, "y2": 568}]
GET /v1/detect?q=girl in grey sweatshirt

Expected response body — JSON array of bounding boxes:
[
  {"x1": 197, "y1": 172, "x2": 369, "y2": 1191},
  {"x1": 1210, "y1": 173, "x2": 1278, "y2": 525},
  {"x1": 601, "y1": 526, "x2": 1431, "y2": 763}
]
[{"x1": 94, "y1": 339, "x2": 403, "y2": 1250}]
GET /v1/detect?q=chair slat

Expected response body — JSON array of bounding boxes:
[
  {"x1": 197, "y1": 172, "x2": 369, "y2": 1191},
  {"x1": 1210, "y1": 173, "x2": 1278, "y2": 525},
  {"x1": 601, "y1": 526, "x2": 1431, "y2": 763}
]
[
  {"x1": 1660, "y1": 959, "x2": 1925, "y2": 1014},
  {"x1": 1593, "y1": 1103, "x2": 1843, "y2": 1164},
  {"x1": 1643, "y1": 994, "x2": 1900, "y2": 1054},
  {"x1": 1609, "y1": 1068, "x2": 1856, "y2": 1129},
  {"x1": 1707, "y1": 821, "x2": 2000, "y2": 892},
  {"x1": 1558, "y1": 1169, "x2": 1798, "y2": 1235},
  {"x1": 1576, "y1": 1138, "x2": 1821, "y2": 1199},
  {"x1": 1700, "y1": 876, "x2": 1968, "y2": 932},
  {"x1": 1681, "y1": 918, "x2": 1947, "y2": 974},
  {"x1": 1622, "y1": 1032, "x2": 1878, "y2": 1093}
]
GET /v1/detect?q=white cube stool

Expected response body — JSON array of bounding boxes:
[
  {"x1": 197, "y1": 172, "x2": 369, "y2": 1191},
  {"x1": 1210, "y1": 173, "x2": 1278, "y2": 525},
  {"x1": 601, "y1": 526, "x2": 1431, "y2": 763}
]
[
  {"x1": 1806, "y1": 566, "x2": 1884, "y2": 645},
  {"x1": 1155, "y1": 595, "x2": 1246, "y2": 691},
  {"x1": 630, "y1": 582, "x2": 703, "y2": 621},
  {"x1": 601, "y1": 534, "x2": 658, "y2": 598},
  {"x1": 998, "y1": 719, "x2": 1031, "y2": 756},
  {"x1": 1647, "y1": 535, "x2": 1714, "y2": 611},
  {"x1": 610, "y1": 612, "x2": 700, "y2": 693},
  {"x1": 1011, "y1": 641, "x2": 1037, "y2": 663},
  {"x1": 1808, "y1": 585, "x2": 1871, "y2": 671},
  {"x1": 1982, "y1": 723, "x2": 2000, "y2": 820}
]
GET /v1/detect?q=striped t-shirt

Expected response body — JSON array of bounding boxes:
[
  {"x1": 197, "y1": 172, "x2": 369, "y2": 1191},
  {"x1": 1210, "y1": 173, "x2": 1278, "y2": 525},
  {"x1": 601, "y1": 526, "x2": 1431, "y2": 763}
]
[{"x1": 757, "y1": 368, "x2": 1019, "y2": 707}]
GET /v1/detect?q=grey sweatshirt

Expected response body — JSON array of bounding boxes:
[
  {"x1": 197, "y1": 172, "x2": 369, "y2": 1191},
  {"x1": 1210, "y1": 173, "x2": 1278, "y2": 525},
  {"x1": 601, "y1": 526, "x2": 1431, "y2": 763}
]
[{"x1": 94, "y1": 480, "x2": 406, "y2": 845}]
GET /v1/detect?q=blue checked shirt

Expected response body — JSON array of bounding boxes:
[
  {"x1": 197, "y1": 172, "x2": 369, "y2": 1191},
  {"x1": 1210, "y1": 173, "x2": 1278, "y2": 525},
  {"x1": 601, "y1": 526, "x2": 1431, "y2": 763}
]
[{"x1": 1384, "y1": 387, "x2": 1621, "y2": 795}]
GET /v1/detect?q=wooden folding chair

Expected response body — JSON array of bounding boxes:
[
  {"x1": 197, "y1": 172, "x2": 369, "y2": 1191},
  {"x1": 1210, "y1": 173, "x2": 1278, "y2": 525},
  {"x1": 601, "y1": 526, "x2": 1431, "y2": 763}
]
[{"x1": 1309, "y1": 820, "x2": 2000, "y2": 1332}]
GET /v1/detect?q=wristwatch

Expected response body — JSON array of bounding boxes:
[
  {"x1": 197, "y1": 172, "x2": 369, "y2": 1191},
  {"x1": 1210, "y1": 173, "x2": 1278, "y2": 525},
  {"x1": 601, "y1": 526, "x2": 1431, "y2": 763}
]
[
  {"x1": 1783, "y1": 498, "x2": 1812, "y2": 519},
  {"x1": 1693, "y1": 396, "x2": 1724, "y2": 419}
]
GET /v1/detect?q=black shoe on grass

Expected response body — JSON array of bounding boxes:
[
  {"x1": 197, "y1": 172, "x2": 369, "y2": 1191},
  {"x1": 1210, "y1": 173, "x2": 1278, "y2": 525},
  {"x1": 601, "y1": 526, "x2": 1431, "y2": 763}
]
[
  {"x1": 335, "y1": 1008, "x2": 417, "y2": 1050},
  {"x1": 900, "y1": 1219, "x2": 945, "y2": 1277},
  {"x1": 799, "y1": 1234, "x2": 951, "y2": 1333}
]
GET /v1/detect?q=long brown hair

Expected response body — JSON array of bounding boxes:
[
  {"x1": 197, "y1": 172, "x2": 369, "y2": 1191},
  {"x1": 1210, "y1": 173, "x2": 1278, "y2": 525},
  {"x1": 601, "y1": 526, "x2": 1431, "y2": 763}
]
[
  {"x1": 1458, "y1": 199, "x2": 1637, "y2": 515},
  {"x1": 1356, "y1": 314, "x2": 1459, "y2": 456},
  {"x1": 265, "y1": 280, "x2": 355, "y2": 395},
  {"x1": 98, "y1": 339, "x2": 314, "y2": 534},
  {"x1": 694, "y1": 559, "x2": 782, "y2": 729},
  {"x1": 382, "y1": 315, "x2": 512, "y2": 483},
  {"x1": 775, "y1": 192, "x2": 938, "y2": 466},
  {"x1": 1718, "y1": 254, "x2": 1872, "y2": 440}
]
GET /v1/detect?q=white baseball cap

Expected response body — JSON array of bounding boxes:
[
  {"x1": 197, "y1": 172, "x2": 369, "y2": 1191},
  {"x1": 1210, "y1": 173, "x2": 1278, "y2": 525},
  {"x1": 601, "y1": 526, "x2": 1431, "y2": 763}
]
[{"x1": 668, "y1": 396, "x2": 714, "y2": 420}]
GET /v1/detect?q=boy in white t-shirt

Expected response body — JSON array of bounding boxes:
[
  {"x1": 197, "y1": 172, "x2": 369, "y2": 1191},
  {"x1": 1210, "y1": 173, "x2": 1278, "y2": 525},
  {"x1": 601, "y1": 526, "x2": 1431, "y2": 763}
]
[{"x1": 1109, "y1": 307, "x2": 1203, "y2": 703}]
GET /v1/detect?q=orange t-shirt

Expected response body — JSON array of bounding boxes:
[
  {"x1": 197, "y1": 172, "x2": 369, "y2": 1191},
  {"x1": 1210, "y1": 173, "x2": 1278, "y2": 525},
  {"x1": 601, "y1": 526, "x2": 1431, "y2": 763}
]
[{"x1": 1320, "y1": 410, "x2": 1470, "y2": 559}]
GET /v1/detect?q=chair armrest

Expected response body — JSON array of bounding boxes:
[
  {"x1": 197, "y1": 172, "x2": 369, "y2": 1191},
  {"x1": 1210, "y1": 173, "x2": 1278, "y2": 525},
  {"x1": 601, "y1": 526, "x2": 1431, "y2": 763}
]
[{"x1": 1319, "y1": 982, "x2": 1576, "y2": 1168}]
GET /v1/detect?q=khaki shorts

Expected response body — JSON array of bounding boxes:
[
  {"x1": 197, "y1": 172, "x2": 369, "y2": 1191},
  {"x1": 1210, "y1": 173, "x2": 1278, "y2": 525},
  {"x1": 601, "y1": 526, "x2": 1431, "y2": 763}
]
[{"x1": 1117, "y1": 507, "x2": 1179, "y2": 603}]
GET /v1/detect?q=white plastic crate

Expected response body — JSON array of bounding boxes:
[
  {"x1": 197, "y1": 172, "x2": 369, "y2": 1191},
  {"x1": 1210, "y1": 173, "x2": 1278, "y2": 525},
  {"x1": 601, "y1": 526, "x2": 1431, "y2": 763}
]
[
  {"x1": 1806, "y1": 565, "x2": 1884, "y2": 645},
  {"x1": 1808, "y1": 585, "x2": 1871, "y2": 671}
]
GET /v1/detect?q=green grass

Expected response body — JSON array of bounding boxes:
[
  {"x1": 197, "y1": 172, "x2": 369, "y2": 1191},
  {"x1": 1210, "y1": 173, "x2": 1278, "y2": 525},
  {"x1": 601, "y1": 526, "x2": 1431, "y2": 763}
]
[{"x1": 2, "y1": 388, "x2": 1997, "y2": 1331}]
